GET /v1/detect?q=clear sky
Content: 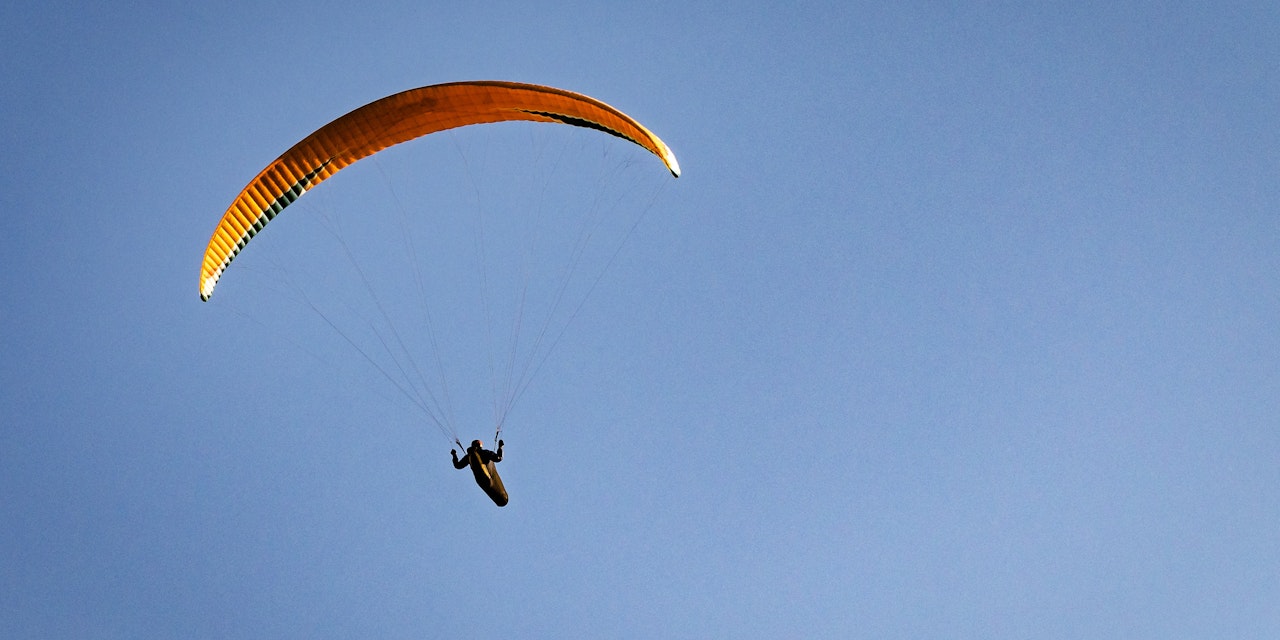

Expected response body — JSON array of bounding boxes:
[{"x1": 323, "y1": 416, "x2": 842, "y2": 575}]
[{"x1": 3, "y1": 2, "x2": 1279, "y2": 638}]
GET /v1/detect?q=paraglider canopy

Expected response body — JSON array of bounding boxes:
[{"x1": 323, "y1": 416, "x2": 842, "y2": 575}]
[{"x1": 199, "y1": 80, "x2": 680, "y2": 302}]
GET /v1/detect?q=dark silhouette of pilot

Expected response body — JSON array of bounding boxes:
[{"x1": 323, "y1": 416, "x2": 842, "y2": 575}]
[{"x1": 453, "y1": 439, "x2": 508, "y2": 506}]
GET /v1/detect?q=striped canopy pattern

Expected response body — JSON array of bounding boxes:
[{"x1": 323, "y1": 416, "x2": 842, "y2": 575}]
[{"x1": 200, "y1": 80, "x2": 679, "y2": 301}]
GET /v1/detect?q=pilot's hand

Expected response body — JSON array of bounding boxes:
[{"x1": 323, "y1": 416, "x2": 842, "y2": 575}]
[
  {"x1": 451, "y1": 449, "x2": 457, "y2": 457},
  {"x1": 498, "y1": 439, "x2": 504, "y2": 448}
]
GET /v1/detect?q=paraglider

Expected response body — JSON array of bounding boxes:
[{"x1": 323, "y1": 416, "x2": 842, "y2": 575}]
[
  {"x1": 199, "y1": 81, "x2": 679, "y2": 505},
  {"x1": 453, "y1": 440, "x2": 507, "y2": 506}
]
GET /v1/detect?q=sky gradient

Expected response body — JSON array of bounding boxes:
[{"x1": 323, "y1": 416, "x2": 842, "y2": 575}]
[{"x1": 3, "y1": 2, "x2": 1279, "y2": 638}]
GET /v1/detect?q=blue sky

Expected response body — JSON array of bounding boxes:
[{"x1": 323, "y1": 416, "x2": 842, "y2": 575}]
[{"x1": 3, "y1": 2, "x2": 1279, "y2": 638}]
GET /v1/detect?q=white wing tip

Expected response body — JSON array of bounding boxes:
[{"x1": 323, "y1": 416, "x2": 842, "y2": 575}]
[{"x1": 665, "y1": 152, "x2": 681, "y2": 178}]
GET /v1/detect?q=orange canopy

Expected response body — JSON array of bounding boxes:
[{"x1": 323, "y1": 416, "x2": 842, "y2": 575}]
[{"x1": 199, "y1": 81, "x2": 679, "y2": 301}]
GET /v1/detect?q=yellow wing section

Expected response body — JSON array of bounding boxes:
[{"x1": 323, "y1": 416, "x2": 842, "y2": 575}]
[{"x1": 199, "y1": 81, "x2": 680, "y2": 301}]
